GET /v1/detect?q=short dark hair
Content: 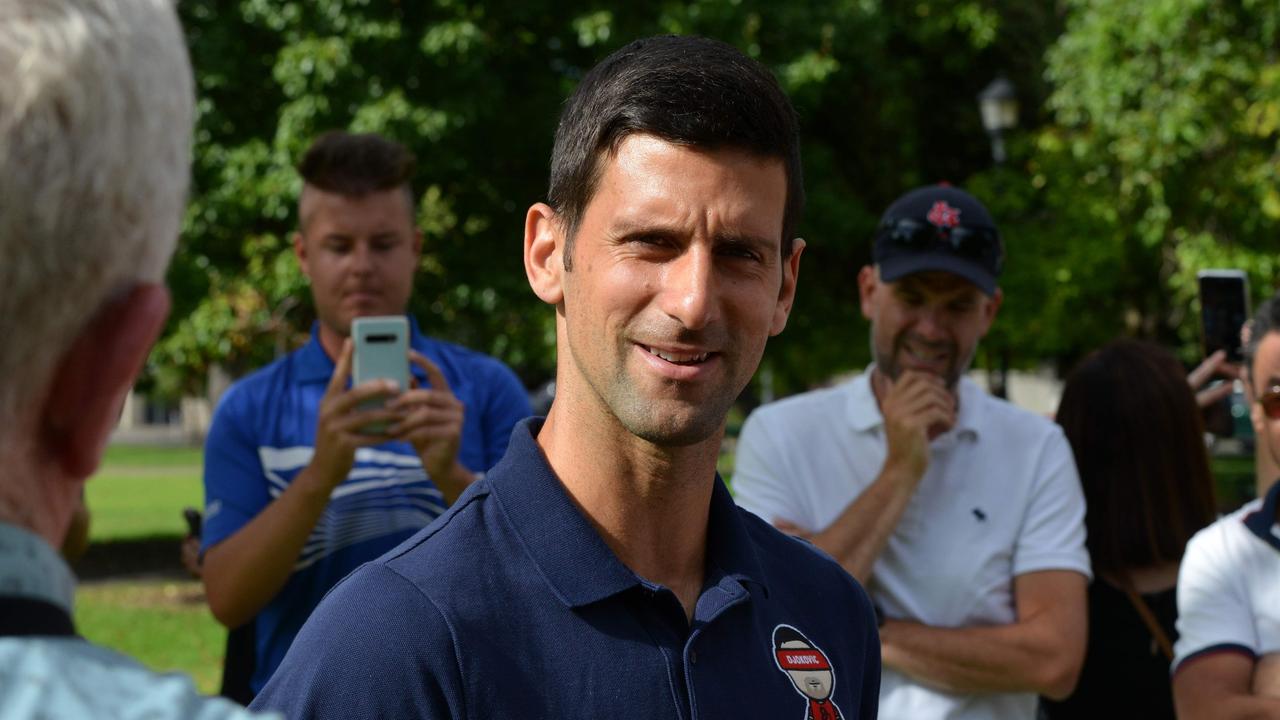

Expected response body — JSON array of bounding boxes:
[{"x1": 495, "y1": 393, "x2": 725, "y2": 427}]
[
  {"x1": 297, "y1": 131, "x2": 416, "y2": 229},
  {"x1": 1245, "y1": 292, "x2": 1280, "y2": 387},
  {"x1": 1056, "y1": 339, "x2": 1216, "y2": 579},
  {"x1": 548, "y1": 35, "x2": 803, "y2": 269}
]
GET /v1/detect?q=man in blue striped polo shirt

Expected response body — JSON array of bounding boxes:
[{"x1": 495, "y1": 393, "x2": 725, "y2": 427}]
[{"x1": 199, "y1": 132, "x2": 531, "y2": 697}]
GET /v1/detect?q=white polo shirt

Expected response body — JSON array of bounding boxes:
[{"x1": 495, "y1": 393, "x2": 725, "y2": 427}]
[
  {"x1": 1174, "y1": 481, "x2": 1280, "y2": 673},
  {"x1": 733, "y1": 370, "x2": 1091, "y2": 720}
]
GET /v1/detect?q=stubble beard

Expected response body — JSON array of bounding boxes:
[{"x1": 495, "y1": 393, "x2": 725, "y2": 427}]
[{"x1": 568, "y1": 325, "x2": 736, "y2": 449}]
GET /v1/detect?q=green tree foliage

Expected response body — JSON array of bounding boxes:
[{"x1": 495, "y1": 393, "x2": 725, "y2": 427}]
[
  {"x1": 1025, "y1": 0, "x2": 1280, "y2": 367},
  {"x1": 155, "y1": 0, "x2": 1074, "y2": 399}
]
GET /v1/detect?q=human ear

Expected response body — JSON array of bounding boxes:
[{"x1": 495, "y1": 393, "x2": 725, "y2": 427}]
[
  {"x1": 978, "y1": 287, "x2": 1004, "y2": 335},
  {"x1": 40, "y1": 284, "x2": 170, "y2": 480},
  {"x1": 857, "y1": 266, "x2": 879, "y2": 321},
  {"x1": 524, "y1": 203, "x2": 565, "y2": 306},
  {"x1": 292, "y1": 231, "x2": 312, "y2": 280},
  {"x1": 411, "y1": 229, "x2": 424, "y2": 259},
  {"x1": 769, "y1": 238, "x2": 805, "y2": 336}
]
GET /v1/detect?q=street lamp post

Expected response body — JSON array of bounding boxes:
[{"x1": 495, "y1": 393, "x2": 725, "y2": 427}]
[
  {"x1": 977, "y1": 75, "x2": 1019, "y2": 164},
  {"x1": 977, "y1": 74, "x2": 1019, "y2": 398}
]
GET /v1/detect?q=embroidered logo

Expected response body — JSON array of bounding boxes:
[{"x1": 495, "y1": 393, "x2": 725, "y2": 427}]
[
  {"x1": 926, "y1": 200, "x2": 961, "y2": 229},
  {"x1": 773, "y1": 624, "x2": 843, "y2": 720}
]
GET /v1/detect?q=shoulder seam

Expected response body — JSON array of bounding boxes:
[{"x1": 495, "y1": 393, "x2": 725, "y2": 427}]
[{"x1": 366, "y1": 562, "x2": 471, "y2": 717}]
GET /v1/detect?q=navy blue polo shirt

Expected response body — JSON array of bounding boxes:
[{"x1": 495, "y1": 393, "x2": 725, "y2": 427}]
[
  {"x1": 253, "y1": 418, "x2": 880, "y2": 719},
  {"x1": 203, "y1": 317, "x2": 532, "y2": 693}
]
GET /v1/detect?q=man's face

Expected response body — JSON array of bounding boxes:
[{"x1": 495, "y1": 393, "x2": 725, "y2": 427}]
[
  {"x1": 1250, "y1": 331, "x2": 1280, "y2": 469},
  {"x1": 858, "y1": 267, "x2": 1001, "y2": 388},
  {"x1": 553, "y1": 134, "x2": 801, "y2": 446},
  {"x1": 294, "y1": 186, "x2": 421, "y2": 337}
]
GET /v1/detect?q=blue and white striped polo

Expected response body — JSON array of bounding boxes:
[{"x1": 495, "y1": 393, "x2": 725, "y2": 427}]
[{"x1": 201, "y1": 317, "x2": 531, "y2": 694}]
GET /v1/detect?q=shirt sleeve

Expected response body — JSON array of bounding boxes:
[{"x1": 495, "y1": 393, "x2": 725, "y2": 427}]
[
  {"x1": 841, "y1": 563, "x2": 883, "y2": 720},
  {"x1": 1011, "y1": 427, "x2": 1092, "y2": 580},
  {"x1": 201, "y1": 386, "x2": 271, "y2": 552},
  {"x1": 250, "y1": 563, "x2": 463, "y2": 719},
  {"x1": 1173, "y1": 521, "x2": 1259, "y2": 672},
  {"x1": 478, "y1": 360, "x2": 532, "y2": 471},
  {"x1": 731, "y1": 409, "x2": 807, "y2": 529}
]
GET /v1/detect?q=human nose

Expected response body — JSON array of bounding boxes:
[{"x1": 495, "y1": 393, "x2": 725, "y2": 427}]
[
  {"x1": 911, "y1": 304, "x2": 949, "y2": 341},
  {"x1": 659, "y1": 245, "x2": 718, "y2": 330},
  {"x1": 349, "y1": 242, "x2": 375, "y2": 275}
]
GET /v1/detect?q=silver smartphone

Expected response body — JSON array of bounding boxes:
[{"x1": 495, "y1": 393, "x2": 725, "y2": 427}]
[
  {"x1": 351, "y1": 315, "x2": 410, "y2": 434},
  {"x1": 1197, "y1": 269, "x2": 1250, "y2": 363}
]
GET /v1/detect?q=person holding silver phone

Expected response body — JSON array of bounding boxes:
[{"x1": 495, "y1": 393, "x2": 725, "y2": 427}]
[{"x1": 198, "y1": 132, "x2": 532, "y2": 699}]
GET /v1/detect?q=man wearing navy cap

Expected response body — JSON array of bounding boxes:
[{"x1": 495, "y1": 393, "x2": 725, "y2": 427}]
[
  {"x1": 735, "y1": 184, "x2": 1090, "y2": 719},
  {"x1": 253, "y1": 35, "x2": 880, "y2": 719}
]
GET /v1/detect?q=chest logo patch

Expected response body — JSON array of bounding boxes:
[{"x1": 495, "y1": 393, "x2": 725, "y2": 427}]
[{"x1": 772, "y1": 624, "x2": 843, "y2": 720}]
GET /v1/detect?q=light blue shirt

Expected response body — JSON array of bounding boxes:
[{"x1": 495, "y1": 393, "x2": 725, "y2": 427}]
[{"x1": 0, "y1": 521, "x2": 274, "y2": 719}]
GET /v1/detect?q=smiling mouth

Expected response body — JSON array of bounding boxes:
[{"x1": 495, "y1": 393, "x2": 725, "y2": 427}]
[{"x1": 642, "y1": 345, "x2": 712, "y2": 365}]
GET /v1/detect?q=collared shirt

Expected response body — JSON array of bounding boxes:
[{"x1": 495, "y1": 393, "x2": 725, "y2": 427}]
[
  {"x1": 202, "y1": 317, "x2": 531, "y2": 693},
  {"x1": 0, "y1": 521, "x2": 75, "y2": 614},
  {"x1": 252, "y1": 418, "x2": 881, "y2": 719},
  {"x1": 734, "y1": 370, "x2": 1091, "y2": 720},
  {"x1": 1174, "y1": 479, "x2": 1280, "y2": 673},
  {"x1": 0, "y1": 521, "x2": 267, "y2": 719}
]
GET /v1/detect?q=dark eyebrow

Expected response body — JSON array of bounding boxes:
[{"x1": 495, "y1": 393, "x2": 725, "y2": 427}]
[
  {"x1": 607, "y1": 220, "x2": 778, "y2": 253},
  {"x1": 607, "y1": 219, "x2": 677, "y2": 240},
  {"x1": 715, "y1": 232, "x2": 777, "y2": 253}
]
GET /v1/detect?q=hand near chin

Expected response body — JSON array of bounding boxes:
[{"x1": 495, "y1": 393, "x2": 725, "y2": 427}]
[{"x1": 876, "y1": 370, "x2": 956, "y2": 481}]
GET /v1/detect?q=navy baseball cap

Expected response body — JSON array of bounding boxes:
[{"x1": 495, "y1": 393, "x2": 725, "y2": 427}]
[{"x1": 872, "y1": 184, "x2": 1004, "y2": 296}]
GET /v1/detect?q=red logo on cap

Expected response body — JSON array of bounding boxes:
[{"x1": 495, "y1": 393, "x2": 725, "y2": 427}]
[{"x1": 926, "y1": 201, "x2": 961, "y2": 229}]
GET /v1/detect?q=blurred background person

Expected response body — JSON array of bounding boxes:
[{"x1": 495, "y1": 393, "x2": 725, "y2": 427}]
[
  {"x1": 1173, "y1": 293, "x2": 1280, "y2": 718},
  {"x1": 1042, "y1": 338, "x2": 1217, "y2": 719},
  {"x1": 0, "y1": 0, "x2": 265, "y2": 716},
  {"x1": 198, "y1": 131, "x2": 532, "y2": 699}
]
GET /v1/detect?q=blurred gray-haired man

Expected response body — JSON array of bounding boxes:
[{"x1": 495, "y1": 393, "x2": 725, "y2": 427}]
[{"x1": 0, "y1": 1, "x2": 268, "y2": 716}]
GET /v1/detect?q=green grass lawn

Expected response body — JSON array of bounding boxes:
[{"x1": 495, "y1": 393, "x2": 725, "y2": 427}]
[
  {"x1": 76, "y1": 578, "x2": 224, "y2": 695},
  {"x1": 77, "y1": 444, "x2": 225, "y2": 696},
  {"x1": 86, "y1": 444, "x2": 204, "y2": 541}
]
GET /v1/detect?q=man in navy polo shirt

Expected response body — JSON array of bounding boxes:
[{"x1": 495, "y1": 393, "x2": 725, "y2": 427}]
[
  {"x1": 200, "y1": 131, "x2": 532, "y2": 697},
  {"x1": 253, "y1": 36, "x2": 880, "y2": 719}
]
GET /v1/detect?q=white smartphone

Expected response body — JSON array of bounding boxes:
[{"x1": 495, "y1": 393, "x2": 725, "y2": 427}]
[
  {"x1": 351, "y1": 315, "x2": 410, "y2": 434},
  {"x1": 1197, "y1": 269, "x2": 1250, "y2": 363}
]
